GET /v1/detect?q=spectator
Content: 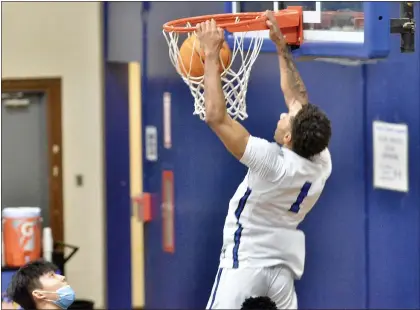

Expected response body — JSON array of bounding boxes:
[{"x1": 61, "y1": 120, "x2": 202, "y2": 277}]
[{"x1": 6, "y1": 260, "x2": 75, "y2": 310}]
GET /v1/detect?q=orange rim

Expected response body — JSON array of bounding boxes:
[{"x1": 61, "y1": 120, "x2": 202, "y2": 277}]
[{"x1": 163, "y1": 9, "x2": 301, "y2": 33}]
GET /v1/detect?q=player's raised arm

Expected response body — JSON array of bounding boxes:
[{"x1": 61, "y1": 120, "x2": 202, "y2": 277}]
[
  {"x1": 265, "y1": 10, "x2": 308, "y2": 109},
  {"x1": 196, "y1": 20, "x2": 250, "y2": 160}
]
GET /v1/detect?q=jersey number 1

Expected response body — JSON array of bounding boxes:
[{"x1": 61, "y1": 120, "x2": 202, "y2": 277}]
[{"x1": 289, "y1": 182, "x2": 312, "y2": 213}]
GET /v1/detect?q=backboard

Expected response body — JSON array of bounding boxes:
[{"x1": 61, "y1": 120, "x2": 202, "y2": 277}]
[{"x1": 224, "y1": 1, "x2": 390, "y2": 59}]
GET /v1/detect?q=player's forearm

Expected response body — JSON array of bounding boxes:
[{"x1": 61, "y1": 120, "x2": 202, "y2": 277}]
[
  {"x1": 276, "y1": 43, "x2": 308, "y2": 107},
  {"x1": 204, "y1": 56, "x2": 227, "y2": 124}
]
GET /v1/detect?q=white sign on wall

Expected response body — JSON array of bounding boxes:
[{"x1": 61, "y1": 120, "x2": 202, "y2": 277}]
[
  {"x1": 145, "y1": 126, "x2": 158, "y2": 162},
  {"x1": 373, "y1": 120, "x2": 409, "y2": 192}
]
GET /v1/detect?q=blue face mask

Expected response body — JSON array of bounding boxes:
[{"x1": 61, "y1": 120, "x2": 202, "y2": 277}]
[{"x1": 46, "y1": 285, "x2": 76, "y2": 309}]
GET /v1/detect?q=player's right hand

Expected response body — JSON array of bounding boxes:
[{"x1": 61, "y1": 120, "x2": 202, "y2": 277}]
[
  {"x1": 196, "y1": 19, "x2": 225, "y2": 59},
  {"x1": 264, "y1": 10, "x2": 286, "y2": 46}
]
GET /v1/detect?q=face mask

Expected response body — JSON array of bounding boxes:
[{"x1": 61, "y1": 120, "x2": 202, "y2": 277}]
[{"x1": 42, "y1": 285, "x2": 76, "y2": 309}]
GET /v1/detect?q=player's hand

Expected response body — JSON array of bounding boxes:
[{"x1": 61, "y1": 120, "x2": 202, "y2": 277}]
[
  {"x1": 196, "y1": 19, "x2": 225, "y2": 59},
  {"x1": 264, "y1": 10, "x2": 286, "y2": 46}
]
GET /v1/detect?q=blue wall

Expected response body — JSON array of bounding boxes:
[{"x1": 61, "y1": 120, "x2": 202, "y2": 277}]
[
  {"x1": 105, "y1": 2, "x2": 420, "y2": 309},
  {"x1": 104, "y1": 62, "x2": 132, "y2": 309}
]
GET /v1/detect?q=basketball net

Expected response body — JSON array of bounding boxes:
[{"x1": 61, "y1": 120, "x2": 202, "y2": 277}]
[{"x1": 163, "y1": 26, "x2": 264, "y2": 121}]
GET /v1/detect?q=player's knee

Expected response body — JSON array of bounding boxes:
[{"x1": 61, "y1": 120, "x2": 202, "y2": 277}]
[{"x1": 241, "y1": 296, "x2": 278, "y2": 310}]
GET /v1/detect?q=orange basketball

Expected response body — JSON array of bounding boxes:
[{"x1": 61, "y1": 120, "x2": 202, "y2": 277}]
[{"x1": 178, "y1": 34, "x2": 232, "y2": 78}]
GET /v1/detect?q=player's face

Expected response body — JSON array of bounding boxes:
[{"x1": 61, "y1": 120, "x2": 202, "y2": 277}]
[
  {"x1": 274, "y1": 103, "x2": 303, "y2": 146},
  {"x1": 274, "y1": 112, "x2": 293, "y2": 145}
]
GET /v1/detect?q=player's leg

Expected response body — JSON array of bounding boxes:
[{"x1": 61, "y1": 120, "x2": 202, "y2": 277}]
[
  {"x1": 206, "y1": 267, "x2": 267, "y2": 309},
  {"x1": 267, "y1": 266, "x2": 298, "y2": 309}
]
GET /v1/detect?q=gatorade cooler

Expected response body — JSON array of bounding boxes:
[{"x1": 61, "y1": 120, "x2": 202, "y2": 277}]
[{"x1": 2, "y1": 207, "x2": 42, "y2": 267}]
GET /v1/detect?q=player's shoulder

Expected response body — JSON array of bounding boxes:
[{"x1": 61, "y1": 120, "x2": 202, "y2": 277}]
[
  {"x1": 281, "y1": 147, "x2": 332, "y2": 177},
  {"x1": 248, "y1": 136, "x2": 283, "y2": 154},
  {"x1": 311, "y1": 148, "x2": 332, "y2": 177},
  {"x1": 311, "y1": 148, "x2": 332, "y2": 167}
]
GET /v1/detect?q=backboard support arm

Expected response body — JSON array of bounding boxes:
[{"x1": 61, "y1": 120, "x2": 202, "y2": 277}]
[{"x1": 390, "y1": 2, "x2": 415, "y2": 53}]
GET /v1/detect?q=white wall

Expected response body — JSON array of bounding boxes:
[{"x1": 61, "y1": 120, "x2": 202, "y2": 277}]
[{"x1": 2, "y1": 2, "x2": 105, "y2": 307}]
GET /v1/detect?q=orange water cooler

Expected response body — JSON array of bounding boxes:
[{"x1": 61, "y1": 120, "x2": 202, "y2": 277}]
[{"x1": 2, "y1": 207, "x2": 42, "y2": 267}]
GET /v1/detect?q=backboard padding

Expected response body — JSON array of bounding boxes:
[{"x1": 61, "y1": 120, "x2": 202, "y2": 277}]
[{"x1": 224, "y1": 1, "x2": 390, "y2": 59}]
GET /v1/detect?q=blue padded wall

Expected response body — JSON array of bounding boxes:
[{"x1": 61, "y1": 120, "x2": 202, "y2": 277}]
[
  {"x1": 105, "y1": 2, "x2": 420, "y2": 309},
  {"x1": 104, "y1": 62, "x2": 132, "y2": 309},
  {"x1": 365, "y1": 3, "x2": 420, "y2": 308}
]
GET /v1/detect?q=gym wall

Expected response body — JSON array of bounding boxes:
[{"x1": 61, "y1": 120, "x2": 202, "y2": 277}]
[
  {"x1": 103, "y1": 2, "x2": 420, "y2": 309},
  {"x1": 2, "y1": 2, "x2": 105, "y2": 307}
]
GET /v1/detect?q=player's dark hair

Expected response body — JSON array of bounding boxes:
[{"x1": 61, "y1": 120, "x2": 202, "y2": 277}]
[
  {"x1": 6, "y1": 260, "x2": 58, "y2": 310},
  {"x1": 241, "y1": 296, "x2": 278, "y2": 310},
  {"x1": 290, "y1": 103, "x2": 331, "y2": 159}
]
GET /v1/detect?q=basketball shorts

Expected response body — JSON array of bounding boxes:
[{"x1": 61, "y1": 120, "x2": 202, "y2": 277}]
[{"x1": 206, "y1": 265, "x2": 297, "y2": 309}]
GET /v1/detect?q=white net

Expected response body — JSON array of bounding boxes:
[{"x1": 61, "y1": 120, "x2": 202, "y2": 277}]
[{"x1": 163, "y1": 21, "x2": 264, "y2": 121}]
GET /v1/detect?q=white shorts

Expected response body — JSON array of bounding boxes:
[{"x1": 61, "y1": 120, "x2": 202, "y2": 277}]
[{"x1": 206, "y1": 265, "x2": 297, "y2": 309}]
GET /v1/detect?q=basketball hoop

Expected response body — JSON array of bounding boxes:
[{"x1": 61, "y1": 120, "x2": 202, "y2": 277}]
[{"x1": 162, "y1": 8, "x2": 303, "y2": 120}]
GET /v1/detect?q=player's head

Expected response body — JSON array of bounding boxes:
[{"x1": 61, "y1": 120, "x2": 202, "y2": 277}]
[
  {"x1": 6, "y1": 260, "x2": 75, "y2": 310},
  {"x1": 274, "y1": 103, "x2": 331, "y2": 159},
  {"x1": 241, "y1": 296, "x2": 278, "y2": 310}
]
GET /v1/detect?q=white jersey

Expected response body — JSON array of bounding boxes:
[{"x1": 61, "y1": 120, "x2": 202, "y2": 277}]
[{"x1": 219, "y1": 136, "x2": 332, "y2": 279}]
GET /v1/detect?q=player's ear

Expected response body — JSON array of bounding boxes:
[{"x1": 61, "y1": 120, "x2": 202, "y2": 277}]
[
  {"x1": 283, "y1": 132, "x2": 292, "y2": 145},
  {"x1": 32, "y1": 290, "x2": 47, "y2": 301}
]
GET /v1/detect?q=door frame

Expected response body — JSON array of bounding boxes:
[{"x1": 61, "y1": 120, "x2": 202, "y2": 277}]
[{"x1": 2, "y1": 78, "x2": 64, "y2": 243}]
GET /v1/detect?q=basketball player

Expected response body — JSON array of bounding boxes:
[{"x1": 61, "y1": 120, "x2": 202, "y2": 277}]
[
  {"x1": 6, "y1": 260, "x2": 75, "y2": 310},
  {"x1": 196, "y1": 10, "x2": 332, "y2": 309}
]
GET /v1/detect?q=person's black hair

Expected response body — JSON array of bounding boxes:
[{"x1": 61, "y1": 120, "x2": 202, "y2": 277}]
[
  {"x1": 241, "y1": 296, "x2": 278, "y2": 310},
  {"x1": 6, "y1": 260, "x2": 58, "y2": 310},
  {"x1": 291, "y1": 103, "x2": 331, "y2": 159}
]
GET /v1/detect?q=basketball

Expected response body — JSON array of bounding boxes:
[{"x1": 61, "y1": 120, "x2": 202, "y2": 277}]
[{"x1": 178, "y1": 34, "x2": 232, "y2": 78}]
